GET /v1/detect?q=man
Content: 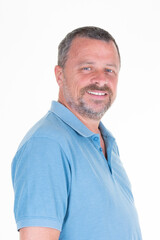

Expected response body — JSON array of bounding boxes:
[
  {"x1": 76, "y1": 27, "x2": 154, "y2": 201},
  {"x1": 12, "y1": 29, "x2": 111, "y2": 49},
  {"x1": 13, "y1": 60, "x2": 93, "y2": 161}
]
[{"x1": 11, "y1": 26, "x2": 142, "y2": 240}]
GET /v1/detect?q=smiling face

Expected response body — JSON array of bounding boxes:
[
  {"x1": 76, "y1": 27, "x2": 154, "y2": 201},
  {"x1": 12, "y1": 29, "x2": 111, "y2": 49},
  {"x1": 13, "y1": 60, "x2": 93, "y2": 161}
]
[{"x1": 55, "y1": 37, "x2": 120, "y2": 120}]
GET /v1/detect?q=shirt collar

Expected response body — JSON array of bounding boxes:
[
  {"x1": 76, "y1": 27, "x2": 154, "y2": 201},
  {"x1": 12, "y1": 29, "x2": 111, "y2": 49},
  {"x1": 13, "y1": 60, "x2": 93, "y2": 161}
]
[
  {"x1": 50, "y1": 101, "x2": 95, "y2": 137},
  {"x1": 99, "y1": 122, "x2": 115, "y2": 141},
  {"x1": 50, "y1": 101, "x2": 115, "y2": 140}
]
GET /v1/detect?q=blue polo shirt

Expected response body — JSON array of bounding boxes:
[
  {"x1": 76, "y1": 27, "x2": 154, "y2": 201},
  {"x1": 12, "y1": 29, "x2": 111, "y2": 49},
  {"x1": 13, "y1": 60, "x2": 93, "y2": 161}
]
[{"x1": 11, "y1": 101, "x2": 142, "y2": 239}]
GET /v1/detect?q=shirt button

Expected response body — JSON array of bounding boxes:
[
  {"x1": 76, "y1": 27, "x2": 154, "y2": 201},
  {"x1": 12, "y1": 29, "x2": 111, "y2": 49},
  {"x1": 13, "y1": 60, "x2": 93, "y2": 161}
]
[
  {"x1": 93, "y1": 136, "x2": 98, "y2": 141},
  {"x1": 99, "y1": 147, "x2": 103, "y2": 152}
]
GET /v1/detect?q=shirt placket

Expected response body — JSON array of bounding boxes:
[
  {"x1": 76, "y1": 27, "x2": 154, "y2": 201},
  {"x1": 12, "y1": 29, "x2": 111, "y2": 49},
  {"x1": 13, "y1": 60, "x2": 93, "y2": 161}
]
[{"x1": 91, "y1": 135, "x2": 112, "y2": 174}]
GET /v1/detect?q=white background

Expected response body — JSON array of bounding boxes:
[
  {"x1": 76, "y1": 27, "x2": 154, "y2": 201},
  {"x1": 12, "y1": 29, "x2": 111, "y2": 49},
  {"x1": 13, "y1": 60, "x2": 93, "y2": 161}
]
[{"x1": 0, "y1": 0, "x2": 160, "y2": 239}]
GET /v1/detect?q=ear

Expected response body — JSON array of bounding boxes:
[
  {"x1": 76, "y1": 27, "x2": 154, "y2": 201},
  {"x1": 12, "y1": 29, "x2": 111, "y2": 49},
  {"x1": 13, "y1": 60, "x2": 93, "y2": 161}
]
[{"x1": 54, "y1": 65, "x2": 64, "y2": 87}]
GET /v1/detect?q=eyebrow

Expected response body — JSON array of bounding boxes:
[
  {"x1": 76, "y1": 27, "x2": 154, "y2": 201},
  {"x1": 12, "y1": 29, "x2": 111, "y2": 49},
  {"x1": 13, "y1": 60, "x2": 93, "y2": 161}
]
[
  {"x1": 78, "y1": 62, "x2": 118, "y2": 69},
  {"x1": 78, "y1": 61, "x2": 95, "y2": 66},
  {"x1": 105, "y1": 64, "x2": 118, "y2": 69}
]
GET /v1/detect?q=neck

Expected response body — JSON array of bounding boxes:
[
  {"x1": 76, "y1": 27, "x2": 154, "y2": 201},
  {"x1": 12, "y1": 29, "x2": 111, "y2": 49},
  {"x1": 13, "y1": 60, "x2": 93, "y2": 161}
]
[
  {"x1": 74, "y1": 113, "x2": 101, "y2": 134},
  {"x1": 58, "y1": 100, "x2": 101, "y2": 134}
]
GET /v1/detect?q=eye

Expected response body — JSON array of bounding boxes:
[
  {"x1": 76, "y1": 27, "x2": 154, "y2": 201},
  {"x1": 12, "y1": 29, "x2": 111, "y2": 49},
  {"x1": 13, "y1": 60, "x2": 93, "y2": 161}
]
[
  {"x1": 105, "y1": 68, "x2": 113, "y2": 73},
  {"x1": 82, "y1": 67, "x2": 91, "y2": 71}
]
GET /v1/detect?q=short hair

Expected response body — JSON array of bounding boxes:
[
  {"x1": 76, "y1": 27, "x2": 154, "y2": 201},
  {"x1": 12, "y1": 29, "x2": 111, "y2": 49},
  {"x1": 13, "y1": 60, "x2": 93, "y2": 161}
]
[{"x1": 58, "y1": 26, "x2": 120, "y2": 68}]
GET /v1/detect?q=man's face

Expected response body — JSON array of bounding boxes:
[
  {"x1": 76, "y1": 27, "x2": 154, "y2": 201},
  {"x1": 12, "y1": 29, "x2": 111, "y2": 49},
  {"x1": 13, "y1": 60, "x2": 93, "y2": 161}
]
[{"x1": 56, "y1": 37, "x2": 120, "y2": 120}]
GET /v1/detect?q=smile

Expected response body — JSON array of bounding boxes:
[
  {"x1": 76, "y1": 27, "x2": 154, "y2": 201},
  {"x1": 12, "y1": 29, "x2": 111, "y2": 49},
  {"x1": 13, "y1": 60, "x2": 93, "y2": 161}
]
[{"x1": 87, "y1": 91, "x2": 107, "y2": 96}]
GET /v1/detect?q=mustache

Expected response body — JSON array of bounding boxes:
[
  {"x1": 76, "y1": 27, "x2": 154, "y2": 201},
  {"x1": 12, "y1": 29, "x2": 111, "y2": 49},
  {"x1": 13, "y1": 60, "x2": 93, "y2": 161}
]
[{"x1": 80, "y1": 84, "x2": 113, "y2": 95}]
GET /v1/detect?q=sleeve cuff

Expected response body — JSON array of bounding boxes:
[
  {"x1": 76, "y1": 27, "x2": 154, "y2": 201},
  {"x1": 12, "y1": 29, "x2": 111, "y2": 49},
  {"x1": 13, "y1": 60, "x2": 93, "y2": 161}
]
[{"x1": 16, "y1": 217, "x2": 62, "y2": 231}]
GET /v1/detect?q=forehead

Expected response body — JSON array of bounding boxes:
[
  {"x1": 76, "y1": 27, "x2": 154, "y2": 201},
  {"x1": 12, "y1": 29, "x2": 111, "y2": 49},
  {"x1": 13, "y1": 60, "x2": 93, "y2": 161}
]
[{"x1": 67, "y1": 37, "x2": 120, "y2": 65}]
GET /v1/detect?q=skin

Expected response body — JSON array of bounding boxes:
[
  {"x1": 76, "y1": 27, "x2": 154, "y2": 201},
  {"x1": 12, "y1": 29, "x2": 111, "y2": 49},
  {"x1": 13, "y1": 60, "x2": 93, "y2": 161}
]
[
  {"x1": 20, "y1": 37, "x2": 120, "y2": 240},
  {"x1": 55, "y1": 37, "x2": 120, "y2": 156},
  {"x1": 20, "y1": 227, "x2": 60, "y2": 240}
]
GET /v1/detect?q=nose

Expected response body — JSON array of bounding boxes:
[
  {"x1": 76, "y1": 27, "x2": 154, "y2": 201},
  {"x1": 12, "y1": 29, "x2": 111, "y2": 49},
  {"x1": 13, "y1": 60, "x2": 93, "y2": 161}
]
[{"x1": 91, "y1": 70, "x2": 108, "y2": 86}]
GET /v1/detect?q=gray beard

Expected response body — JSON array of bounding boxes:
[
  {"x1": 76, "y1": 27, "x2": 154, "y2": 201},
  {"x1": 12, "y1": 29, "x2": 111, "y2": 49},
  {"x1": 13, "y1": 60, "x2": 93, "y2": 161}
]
[{"x1": 63, "y1": 83, "x2": 113, "y2": 120}]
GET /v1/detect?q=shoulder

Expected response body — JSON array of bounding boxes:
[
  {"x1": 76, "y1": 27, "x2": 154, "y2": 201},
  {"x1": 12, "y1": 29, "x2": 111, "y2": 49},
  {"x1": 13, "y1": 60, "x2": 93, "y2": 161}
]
[
  {"x1": 12, "y1": 111, "x2": 74, "y2": 178},
  {"x1": 11, "y1": 112, "x2": 72, "y2": 184},
  {"x1": 17, "y1": 111, "x2": 72, "y2": 151}
]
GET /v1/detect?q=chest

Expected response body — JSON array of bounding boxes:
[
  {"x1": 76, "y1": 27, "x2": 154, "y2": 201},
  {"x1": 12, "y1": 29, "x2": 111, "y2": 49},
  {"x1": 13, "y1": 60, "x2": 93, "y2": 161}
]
[
  {"x1": 68, "y1": 136, "x2": 133, "y2": 205},
  {"x1": 60, "y1": 132, "x2": 141, "y2": 239}
]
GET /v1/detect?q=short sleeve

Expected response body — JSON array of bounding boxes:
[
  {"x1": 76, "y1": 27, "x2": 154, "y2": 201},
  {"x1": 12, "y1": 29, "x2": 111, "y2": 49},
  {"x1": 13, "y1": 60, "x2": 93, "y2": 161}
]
[{"x1": 11, "y1": 137, "x2": 71, "y2": 231}]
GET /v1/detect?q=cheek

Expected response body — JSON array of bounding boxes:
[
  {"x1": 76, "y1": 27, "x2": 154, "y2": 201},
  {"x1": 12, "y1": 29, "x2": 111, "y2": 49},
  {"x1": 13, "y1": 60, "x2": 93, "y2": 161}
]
[
  {"x1": 64, "y1": 72, "x2": 91, "y2": 97},
  {"x1": 73, "y1": 77, "x2": 88, "y2": 91},
  {"x1": 110, "y1": 77, "x2": 118, "y2": 91},
  {"x1": 68, "y1": 82, "x2": 81, "y2": 99}
]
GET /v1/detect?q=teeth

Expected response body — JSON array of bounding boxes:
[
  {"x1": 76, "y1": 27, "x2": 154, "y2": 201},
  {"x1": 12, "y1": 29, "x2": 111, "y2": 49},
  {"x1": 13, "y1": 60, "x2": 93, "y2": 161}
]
[{"x1": 88, "y1": 91, "x2": 106, "y2": 96}]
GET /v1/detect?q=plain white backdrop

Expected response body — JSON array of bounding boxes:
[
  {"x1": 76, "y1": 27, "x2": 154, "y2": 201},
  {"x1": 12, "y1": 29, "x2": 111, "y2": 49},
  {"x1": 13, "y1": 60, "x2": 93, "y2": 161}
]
[{"x1": 1, "y1": 0, "x2": 160, "y2": 239}]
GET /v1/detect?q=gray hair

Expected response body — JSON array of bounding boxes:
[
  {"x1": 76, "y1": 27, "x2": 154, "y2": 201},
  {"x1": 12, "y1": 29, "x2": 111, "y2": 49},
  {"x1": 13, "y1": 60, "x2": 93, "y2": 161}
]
[{"x1": 58, "y1": 26, "x2": 120, "y2": 68}]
